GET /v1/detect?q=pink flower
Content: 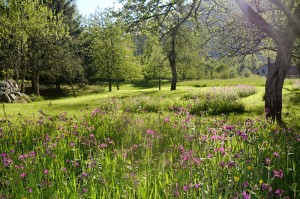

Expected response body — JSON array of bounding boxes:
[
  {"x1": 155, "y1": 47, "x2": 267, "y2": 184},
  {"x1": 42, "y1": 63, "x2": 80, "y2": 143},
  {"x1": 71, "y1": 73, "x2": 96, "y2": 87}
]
[
  {"x1": 273, "y1": 152, "x2": 280, "y2": 157},
  {"x1": 82, "y1": 172, "x2": 88, "y2": 178},
  {"x1": 243, "y1": 191, "x2": 250, "y2": 199},
  {"x1": 99, "y1": 143, "x2": 107, "y2": 149},
  {"x1": 208, "y1": 154, "x2": 213, "y2": 158},
  {"x1": 70, "y1": 142, "x2": 75, "y2": 147},
  {"x1": 44, "y1": 169, "x2": 49, "y2": 175},
  {"x1": 20, "y1": 172, "x2": 26, "y2": 178},
  {"x1": 194, "y1": 184, "x2": 200, "y2": 189},
  {"x1": 275, "y1": 189, "x2": 284, "y2": 196},
  {"x1": 265, "y1": 158, "x2": 271, "y2": 166},
  {"x1": 28, "y1": 188, "x2": 32, "y2": 193},
  {"x1": 146, "y1": 129, "x2": 155, "y2": 136},
  {"x1": 273, "y1": 169, "x2": 284, "y2": 178},
  {"x1": 183, "y1": 185, "x2": 188, "y2": 192},
  {"x1": 164, "y1": 117, "x2": 170, "y2": 123}
]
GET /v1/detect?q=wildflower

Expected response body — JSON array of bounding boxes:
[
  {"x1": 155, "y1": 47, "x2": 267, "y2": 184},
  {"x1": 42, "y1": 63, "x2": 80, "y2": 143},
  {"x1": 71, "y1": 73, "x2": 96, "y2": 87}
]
[
  {"x1": 183, "y1": 185, "x2": 188, "y2": 192},
  {"x1": 242, "y1": 191, "x2": 250, "y2": 199},
  {"x1": 273, "y1": 152, "x2": 280, "y2": 157},
  {"x1": 194, "y1": 184, "x2": 200, "y2": 189},
  {"x1": 28, "y1": 188, "x2": 32, "y2": 193},
  {"x1": 90, "y1": 134, "x2": 95, "y2": 138},
  {"x1": 164, "y1": 117, "x2": 170, "y2": 123},
  {"x1": 265, "y1": 158, "x2": 271, "y2": 166},
  {"x1": 3, "y1": 157, "x2": 13, "y2": 167},
  {"x1": 207, "y1": 154, "x2": 213, "y2": 158},
  {"x1": 70, "y1": 142, "x2": 75, "y2": 147},
  {"x1": 44, "y1": 169, "x2": 49, "y2": 175},
  {"x1": 82, "y1": 172, "x2": 88, "y2": 178},
  {"x1": 99, "y1": 143, "x2": 107, "y2": 149},
  {"x1": 20, "y1": 172, "x2": 26, "y2": 178},
  {"x1": 63, "y1": 167, "x2": 67, "y2": 172},
  {"x1": 193, "y1": 158, "x2": 201, "y2": 165},
  {"x1": 275, "y1": 189, "x2": 285, "y2": 196},
  {"x1": 82, "y1": 188, "x2": 87, "y2": 194},
  {"x1": 29, "y1": 151, "x2": 36, "y2": 157},
  {"x1": 243, "y1": 181, "x2": 249, "y2": 188},
  {"x1": 179, "y1": 145, "x2": 185, "y2": 154},
  {"x1": 273, "y1": 169, "x2": 284, "y2": 178},
  {"x1": 146, "y1": 129, "x2": 155, "y2": 136},
  {"x1": 259, "y1": 180, "x2": 263, "y2": 185},
  {"x1": 247, "y1": 166, "x2": 253, "y2": 171},
  {"x1": 220, "y1": 161, "x2": 226, "y2": 168},
  {"x1": 224, "y1": 125, "x2": 234, "y2": 131},
  {"x1": 74, "y1": 162, "x2": 79, "y2": 167},
  {"x1": 234, "y1": 176, "x2": 240, "y2": 182}
]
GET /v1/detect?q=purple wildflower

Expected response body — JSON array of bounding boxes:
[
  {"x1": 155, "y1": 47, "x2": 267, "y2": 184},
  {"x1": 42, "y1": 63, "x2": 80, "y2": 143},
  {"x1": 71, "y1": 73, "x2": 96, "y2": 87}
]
[
  {"x1": 183, "y1": 185, "x2": 188, "y2": 192},
  {"x1": 242, "y1": 191, "x2": 250, "y2": 199},
  {"x1": 20, "y1": 172, "x2": 26, "y2": 178},
  {"x1": 275, "y1": 189, "x2": 284, "y2": 196},
  {"x1": 44, "y1": 169, "x2": 49, "y2": 175},
  {"x1": 273, "y1": 152, "x2": 280, "y2": 157},
  {"x1": 273, "y1": 169, "x2": 284, "y2": 178}
]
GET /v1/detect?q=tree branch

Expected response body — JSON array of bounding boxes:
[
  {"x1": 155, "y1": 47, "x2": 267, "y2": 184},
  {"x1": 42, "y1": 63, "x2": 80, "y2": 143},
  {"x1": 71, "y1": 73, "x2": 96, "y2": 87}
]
[
  {"x1": 267, "y1": 0, "x2": 300, "y2": 28},
  {"x1": 235, "y1": 0, "x2": 282, "y2": 44}
]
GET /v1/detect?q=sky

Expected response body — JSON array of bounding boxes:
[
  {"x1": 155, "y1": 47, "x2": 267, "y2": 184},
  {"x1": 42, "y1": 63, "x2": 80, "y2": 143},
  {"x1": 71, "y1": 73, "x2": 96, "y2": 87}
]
[{"x1": 76, "y1": 0, "x2": 121, "y2": 16}]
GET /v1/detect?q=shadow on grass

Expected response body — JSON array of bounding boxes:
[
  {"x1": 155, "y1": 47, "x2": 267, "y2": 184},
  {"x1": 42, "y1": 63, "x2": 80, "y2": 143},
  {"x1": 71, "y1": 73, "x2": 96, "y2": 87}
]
[
  {"x1": 129, "y1": 81, "x2": 169, "y2": 89},
  {"x1": 39, "y1": 88, "x2": 71, "y2": 100},
  {"x1": 288, "y1": 92, "x2": 300, "y2": 104}
]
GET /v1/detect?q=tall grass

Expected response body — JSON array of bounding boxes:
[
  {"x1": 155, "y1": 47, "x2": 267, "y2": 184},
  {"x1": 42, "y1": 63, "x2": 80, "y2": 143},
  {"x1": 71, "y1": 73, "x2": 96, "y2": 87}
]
[{"x1": 1, "y1": 93, "x2": 299, "y2": 198}]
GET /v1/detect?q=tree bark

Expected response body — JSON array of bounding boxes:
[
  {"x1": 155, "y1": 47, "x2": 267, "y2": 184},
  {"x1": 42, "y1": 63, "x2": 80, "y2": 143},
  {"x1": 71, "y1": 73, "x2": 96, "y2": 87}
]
[
  {"x1": 32, "y1": 73, "x2": 40, "y2": 96},
  {"x1": 169, "y1": 33, "x2": 177, "y2": 90},
  {"x1": 235, "y1": 0, "x2": 300, "y2": 123},
  {"x1": 56, "y1": 81, "x2": 61, "y2": 92},
  {"x1": 109, "y1": 78, "x2": 112, "y2": 92},
  {"x1": 116, "y1": 79, "x2": 120, "y2": 90},
  {"x1": 158, "y1": 76, "x2": 161, "y2": 90},
  {"x1": 69, "y1": 78, "x2": 76, "y2": 98},
  {"x1": 265, "y1": 37, "x2": 295, "y2": 124}
]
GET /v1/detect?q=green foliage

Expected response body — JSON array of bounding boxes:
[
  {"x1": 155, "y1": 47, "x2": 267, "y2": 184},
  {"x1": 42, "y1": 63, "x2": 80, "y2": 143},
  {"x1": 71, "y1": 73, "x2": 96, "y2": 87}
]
[
  {"x1": 0, "y1": 89, "x2": 299, "y2": 198},
  {"x1": 86, "y1": 10, "x2": 142, "y2": 89}
]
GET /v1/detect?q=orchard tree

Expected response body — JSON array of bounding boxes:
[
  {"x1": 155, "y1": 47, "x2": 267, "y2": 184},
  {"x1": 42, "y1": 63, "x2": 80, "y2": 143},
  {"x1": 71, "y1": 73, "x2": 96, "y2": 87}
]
[
  {"x1": 234, "y1": 0, "x2": 300, "y2": 123},
  {"x1": 88, "y1": 10, "x2": 141, "y2": 91},
  {"x1": 119, "y1": 0, "x2": 202, "y2": 90}
]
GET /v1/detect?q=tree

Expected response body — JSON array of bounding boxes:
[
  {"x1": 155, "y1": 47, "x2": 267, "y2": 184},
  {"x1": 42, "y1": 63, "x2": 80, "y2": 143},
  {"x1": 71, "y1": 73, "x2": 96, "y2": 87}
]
[
  {"x1": 119, "y1": 0, "x2": 202, "y2": 90},
  {"x1": 234, "y1": 0, "x2": 300, "y2": 123},
  {"x1": 88, "y1": 10, "x2": 141, "y2": 91},
  {"x1": 0, "y1": 0, "x2": 69, "y2": 96}
]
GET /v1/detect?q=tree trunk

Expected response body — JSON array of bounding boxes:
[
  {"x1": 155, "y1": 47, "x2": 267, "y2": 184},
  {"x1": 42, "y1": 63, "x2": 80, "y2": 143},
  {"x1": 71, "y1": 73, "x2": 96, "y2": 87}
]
[
  {"x1": 158, "y1": 76, "x2": 161, "y2": 90},
  {"x1": 265, "y1": 41, "x2": 294, "y2": 124},
  {"x1": 116, "y1": 79, "x2": 120, "y2": 90},
  {"x1": 56, "y1": 81, "x2": 61, "y2": 92},
  {"x1": 109, "y1": 78, "x2": 112, "y2": 92},
  {"x1": 69, "y1": 78, "x2": 76, "y2": 98},
  {"x1": 32, "y1": 73, "x2": 40, "y2": 96},
  {"x1": 169, "y1": 33, "x2": 177, "y2": 90}
]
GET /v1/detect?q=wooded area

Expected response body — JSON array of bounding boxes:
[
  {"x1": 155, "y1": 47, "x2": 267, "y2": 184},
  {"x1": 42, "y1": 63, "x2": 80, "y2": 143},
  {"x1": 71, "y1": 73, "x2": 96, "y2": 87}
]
[{"x1": 1, "y1": 0, "x2": 300, "y2": 123}]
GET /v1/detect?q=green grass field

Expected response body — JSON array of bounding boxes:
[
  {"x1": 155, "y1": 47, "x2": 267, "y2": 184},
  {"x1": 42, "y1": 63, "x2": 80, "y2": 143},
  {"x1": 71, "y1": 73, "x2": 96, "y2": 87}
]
[{"x1": 1, "y1": 77, "x2": 300, "y2": 198}]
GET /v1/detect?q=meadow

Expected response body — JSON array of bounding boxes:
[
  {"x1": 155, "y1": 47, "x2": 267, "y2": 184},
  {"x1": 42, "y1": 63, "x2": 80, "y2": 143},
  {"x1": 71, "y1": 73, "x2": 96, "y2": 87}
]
[{"x1": 0, "y1": 77, "x2": 300, "y2": 198}]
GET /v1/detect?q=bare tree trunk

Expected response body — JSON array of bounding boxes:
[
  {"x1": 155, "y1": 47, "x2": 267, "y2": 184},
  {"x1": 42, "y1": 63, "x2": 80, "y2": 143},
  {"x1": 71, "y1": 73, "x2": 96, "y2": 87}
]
[
  {"x1": 56, "y1": 81, "x2": 61, "y2": 92},
  {"x1": 32, "y1": 73, "x2": 40, "y2": 96},
  {"x1": 116, "y1": 79, "x2": 119, "y2": 90},
  {"x1": 158, "y1": 76, "x2": 161, "y2": 90},
  {"x1": 169, "y1": 33, "x2": 177, "y2": 90},
  {"x1": 109, "y1": 78, "x2": 112, "y2": 92},
  {"x1": 265, "y1": 42, "x2": 294, "y2": 124},
  {"x1": 69, "y1": 78, "x2": 76, "y2": 98}
]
